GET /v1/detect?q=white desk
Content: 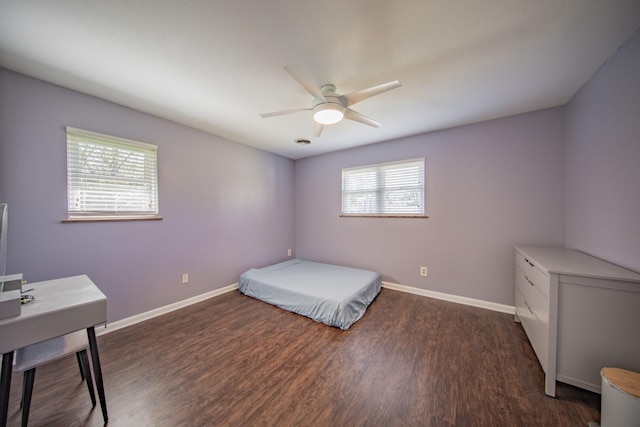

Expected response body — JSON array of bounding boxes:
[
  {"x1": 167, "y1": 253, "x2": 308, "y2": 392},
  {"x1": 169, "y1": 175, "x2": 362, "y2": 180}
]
[{"x1": 0, "y1": 275, "x2": 108, "y2": 426}]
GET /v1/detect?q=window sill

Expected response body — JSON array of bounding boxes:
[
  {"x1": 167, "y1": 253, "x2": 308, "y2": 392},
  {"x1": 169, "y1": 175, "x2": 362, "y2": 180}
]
[
  {"x1": 61, "y1": 216, "x2": 163, "y2": 223},
  {"x1": 339, "y1": 214, "x2": 429, "y2": 218}
]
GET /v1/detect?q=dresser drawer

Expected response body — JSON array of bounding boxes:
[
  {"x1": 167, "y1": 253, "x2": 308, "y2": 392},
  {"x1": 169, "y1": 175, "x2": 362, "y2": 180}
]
[
  {"x1": 516, "y1": 285, "x2": 549, "y2": 372},
  {"x1": 515, "y1": 264, "x2": 530, "y2": 296},
  {"x1": 515, "y1": 284, "x2": 528, "y2": 323},
  {"x1": 516, "y1": 252, "x2": 550, "y2": 297},
  {"x1": 524, "y1": 305, "x2": 549, "y2": 372},
  {"x1": 516, "y1": 267, "x2": 549, "y2": 326}
]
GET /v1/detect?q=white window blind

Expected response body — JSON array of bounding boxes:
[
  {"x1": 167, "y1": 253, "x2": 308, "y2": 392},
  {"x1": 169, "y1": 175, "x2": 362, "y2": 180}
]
[
  {"x1": 342, "y1": 158, "x2": 425, "y2": 216},
  {"x1": 66, "y1": 127, "x2": 159, "y2": 220}
]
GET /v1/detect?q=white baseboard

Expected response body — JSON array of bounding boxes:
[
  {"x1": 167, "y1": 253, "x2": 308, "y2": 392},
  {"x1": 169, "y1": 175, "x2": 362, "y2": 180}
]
[
  {"x1": 381, "y1": 281, "x2": 515, "y2": 314},
  {"x1": 96, "y1": 281, "x2": 513, "y2": 337},
  {"x1": 95, "y1": 283, "x2": 239, "y2": 336},
  {"x1": 556, "y1": 375, "x2": 601, "y2": 394}
]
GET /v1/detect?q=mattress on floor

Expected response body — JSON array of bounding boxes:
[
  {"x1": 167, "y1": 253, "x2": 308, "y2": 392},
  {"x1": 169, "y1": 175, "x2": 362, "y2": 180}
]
[{"x1": 239, "y1": 259, "x2": 381, "y2": 330}]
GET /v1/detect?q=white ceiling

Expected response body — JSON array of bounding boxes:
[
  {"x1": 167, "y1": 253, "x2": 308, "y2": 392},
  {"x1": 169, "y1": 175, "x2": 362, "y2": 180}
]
[{"x1": 1, "y1": 1, "x2": 639, "y2": 159}]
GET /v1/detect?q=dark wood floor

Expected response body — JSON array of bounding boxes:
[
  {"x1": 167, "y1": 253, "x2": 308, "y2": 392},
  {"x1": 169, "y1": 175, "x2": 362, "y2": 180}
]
[{"x1": 5, "y1": 288, "x2": 600, "y2": 426}]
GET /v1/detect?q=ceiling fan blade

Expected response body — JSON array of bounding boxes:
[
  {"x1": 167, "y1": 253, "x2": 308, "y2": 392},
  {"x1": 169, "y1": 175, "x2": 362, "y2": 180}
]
[
  {"x1": 260, "y1": 108, "x2": 311, "y2": 118},
  {"x1": 342, "y1": 80, "x2": 401, "y2": 107},
  {"x1": 344, "y1": 108, "x2": 382, "y2": 128},
  {"x1": 313, "y1": 123, "x2": 324, "y2": 137},
  {"x1": 284, "y1": 65, "x2": 326, "y2": 101}
]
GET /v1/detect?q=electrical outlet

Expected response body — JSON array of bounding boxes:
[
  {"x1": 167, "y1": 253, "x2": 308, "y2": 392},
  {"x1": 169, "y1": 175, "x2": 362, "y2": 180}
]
[
  {"x1": 288, "y1": 248, "x2": 292, "y2": 257},
  {"x1": 420, "y1": 266, "x2": 428, "y2": 277},
  {"x1": 181, "y1": 273, "x2": 189, "y2": 284}
]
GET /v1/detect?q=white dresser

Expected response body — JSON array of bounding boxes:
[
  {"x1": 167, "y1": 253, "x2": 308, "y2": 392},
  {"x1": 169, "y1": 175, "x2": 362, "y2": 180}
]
[{"x1": 514, "y1": 245, "x2": 640, "y2": 397}]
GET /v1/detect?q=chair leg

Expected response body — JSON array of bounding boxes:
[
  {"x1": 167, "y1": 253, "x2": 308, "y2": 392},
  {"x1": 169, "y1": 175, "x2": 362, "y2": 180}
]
[
  {"x1": 78, "y1": 350, "x2": 96, "y2": 407},
  {"x1": 22, "y1": 368, "x2": 36, "y2": 427},
  {"x1": 76, "y1": 351, "x2": 86, "y2": 381}
]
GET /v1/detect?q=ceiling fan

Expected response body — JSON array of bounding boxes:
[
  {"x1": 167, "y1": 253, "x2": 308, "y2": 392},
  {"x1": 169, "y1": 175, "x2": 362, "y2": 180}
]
[{"x1": 260, "y1": 65, "x2": 401, "y2": 137}]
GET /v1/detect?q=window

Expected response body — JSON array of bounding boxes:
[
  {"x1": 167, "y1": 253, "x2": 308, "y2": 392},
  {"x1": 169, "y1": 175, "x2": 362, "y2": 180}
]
[
  {"x1": 66, "y1": 127, "x2": 159, "y2": 221},
  {"x1": 342, "y1": 158, "x2": 425, "y2": 217}
]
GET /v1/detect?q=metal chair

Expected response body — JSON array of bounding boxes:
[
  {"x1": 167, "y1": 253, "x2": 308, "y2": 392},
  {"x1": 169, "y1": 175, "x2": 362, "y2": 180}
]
[{"x1": 13, "y1": 330, "x2": 95, "y2": 427}]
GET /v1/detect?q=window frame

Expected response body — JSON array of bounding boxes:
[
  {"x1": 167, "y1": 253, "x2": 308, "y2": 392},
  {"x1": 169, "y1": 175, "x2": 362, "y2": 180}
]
[
  {"x1": 341, "y1": 158, "x2": 427, "y2": 218},
  {"x1": 64, "y1": 127, "x2": 161, "y2": 223}
]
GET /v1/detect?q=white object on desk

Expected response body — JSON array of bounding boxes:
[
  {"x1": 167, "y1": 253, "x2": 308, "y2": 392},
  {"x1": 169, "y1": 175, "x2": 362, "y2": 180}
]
[
  {"x1": 0, "y1": 290, "x2": 20, "y2": 320},
  {"x1": 0, "y1": 274, "x2": 23, "y2": 292},
  {"x1": 514, "y1": 245, "x2": 640, "y2": 397},
  {"x1": 0, "y1": 274, "x2": 23, "y2": 320}
]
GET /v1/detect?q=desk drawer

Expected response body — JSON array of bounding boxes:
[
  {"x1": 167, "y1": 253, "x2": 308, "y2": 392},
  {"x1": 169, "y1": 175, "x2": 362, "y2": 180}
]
[{"x1": 516, "y1": 252, "x2": 550, "y2": 297}]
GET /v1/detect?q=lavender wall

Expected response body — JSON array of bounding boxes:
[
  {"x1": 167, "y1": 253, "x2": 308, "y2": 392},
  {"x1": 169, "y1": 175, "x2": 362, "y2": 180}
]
[
  {"x1": 3, "y1": 26, "x2": 636, "y2": 321},
  {"x1": 295, "y1": 108, "x2": 565, "y2": 305},
  {"x1": 565, "y1": 30, "x2": 640, "y2": 273},
  {"x1": 0, "y1": 68, "x2": 295, "y2": 322}
]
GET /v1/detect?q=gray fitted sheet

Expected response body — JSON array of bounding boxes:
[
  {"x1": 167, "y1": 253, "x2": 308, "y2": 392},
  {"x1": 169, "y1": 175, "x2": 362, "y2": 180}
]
[{"x1": 239, "y1": 259, "x2": 381, "y2": 330}]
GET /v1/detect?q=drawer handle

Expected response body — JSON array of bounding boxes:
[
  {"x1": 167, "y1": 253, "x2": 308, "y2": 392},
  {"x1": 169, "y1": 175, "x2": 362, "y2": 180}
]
[
  {"x1": 525, "y1": 301, "x2": 534, "y2": 315},
  {"x1": 525, "y1": 275, "x2": 534, "y2": 287},
  {"x1": 525, "y1": 258, "x2": 534, "y2": 267}
]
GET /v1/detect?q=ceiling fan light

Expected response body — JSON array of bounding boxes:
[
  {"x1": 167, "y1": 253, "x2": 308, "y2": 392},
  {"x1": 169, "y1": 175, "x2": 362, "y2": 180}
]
[{"x1": 313, "y1": 103, "x2": 344, "y2": 125}]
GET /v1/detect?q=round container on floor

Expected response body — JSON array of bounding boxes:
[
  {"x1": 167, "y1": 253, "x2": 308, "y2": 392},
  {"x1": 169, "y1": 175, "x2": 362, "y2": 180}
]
[{"x1": 600, "y1": 367, "x2": 640, "y2": 427}]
